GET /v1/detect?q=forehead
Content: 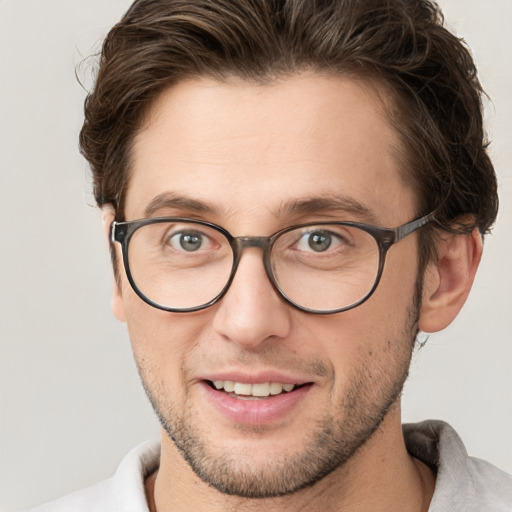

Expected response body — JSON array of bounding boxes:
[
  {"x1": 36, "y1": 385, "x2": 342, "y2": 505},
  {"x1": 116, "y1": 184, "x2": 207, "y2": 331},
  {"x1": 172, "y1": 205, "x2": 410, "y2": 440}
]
[{"x1": 126, "y1": 73, "x2": 416, "y2": 227}]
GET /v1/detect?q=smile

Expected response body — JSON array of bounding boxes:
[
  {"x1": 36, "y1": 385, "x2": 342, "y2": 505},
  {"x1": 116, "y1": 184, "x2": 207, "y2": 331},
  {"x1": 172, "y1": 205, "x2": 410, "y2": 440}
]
[
  {"x1": 201, "y1": 379, "x2": 313, "y2": 425},
  {"x1": 209, "y1": 380, "x2": 299, "y2": 398}
]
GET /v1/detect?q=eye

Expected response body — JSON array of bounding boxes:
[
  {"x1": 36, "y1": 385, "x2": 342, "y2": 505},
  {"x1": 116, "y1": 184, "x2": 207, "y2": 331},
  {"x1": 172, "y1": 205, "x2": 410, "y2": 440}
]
[
  {"x1": 296, "y1": 230, "x2": 341, "y2": 253},
  {"x1": 168, "y1": 231, "x2": 208, "y2": 252}
]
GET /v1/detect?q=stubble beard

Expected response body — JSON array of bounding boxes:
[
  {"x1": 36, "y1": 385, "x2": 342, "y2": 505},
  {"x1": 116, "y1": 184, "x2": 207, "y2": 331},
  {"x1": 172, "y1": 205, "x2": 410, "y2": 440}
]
[{"x1": 135, "y1": 300, "x2": 419, "y2": 499}]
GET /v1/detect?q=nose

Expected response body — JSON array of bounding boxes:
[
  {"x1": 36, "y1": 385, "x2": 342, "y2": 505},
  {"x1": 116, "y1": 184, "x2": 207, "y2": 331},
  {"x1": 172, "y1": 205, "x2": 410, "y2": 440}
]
[{"x1": 212, "y1": 248, "x2": 292, "y2": 348}]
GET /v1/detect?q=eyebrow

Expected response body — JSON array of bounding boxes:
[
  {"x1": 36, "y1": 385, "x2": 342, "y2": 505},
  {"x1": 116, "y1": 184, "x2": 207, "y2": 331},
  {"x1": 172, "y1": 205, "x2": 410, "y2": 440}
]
[
  {"x1": 143, "y1": 192, "x2": 222, "y2": 218},
  {"x1": 277, "y1": 196, "x2": 379, "y2": 224},
  {"x1": 143, "y1": 191, "x2": 378, "y2": 224}
]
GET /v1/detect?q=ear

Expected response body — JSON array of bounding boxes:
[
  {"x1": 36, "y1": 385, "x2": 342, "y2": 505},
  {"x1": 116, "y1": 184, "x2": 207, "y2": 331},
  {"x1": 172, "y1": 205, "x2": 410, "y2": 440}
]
[
  {"x1": 418, "y1": 228, "x2": 483, "y2": 333},
  {"x1": 101, "y1": 205, "x2": 126, "y2": 323}
]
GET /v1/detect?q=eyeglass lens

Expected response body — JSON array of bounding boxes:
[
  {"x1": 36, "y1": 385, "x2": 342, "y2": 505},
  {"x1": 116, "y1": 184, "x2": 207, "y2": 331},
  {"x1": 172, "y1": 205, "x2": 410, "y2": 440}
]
[{"x1": 126, "y1": 220, "x2": 381, "y2": 312}]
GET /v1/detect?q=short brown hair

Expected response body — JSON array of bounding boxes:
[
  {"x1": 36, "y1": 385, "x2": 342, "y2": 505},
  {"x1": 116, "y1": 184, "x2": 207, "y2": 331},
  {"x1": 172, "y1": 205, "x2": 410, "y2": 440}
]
[{"x1": 80, "y1": 0, "x2": 498, "y2": 260}]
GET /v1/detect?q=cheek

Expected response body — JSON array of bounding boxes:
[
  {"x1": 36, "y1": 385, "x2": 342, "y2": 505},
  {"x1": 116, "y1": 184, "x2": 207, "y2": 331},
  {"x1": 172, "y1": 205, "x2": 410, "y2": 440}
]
[
  {"x1": 295, "y1": 269, "x2": 418, "y2": 392},
  {"x1": 122, "y1": 289, "x2": 213, "y2": 383},
  {"x1": 124, "y1": 307, "x2": 204, "y2": 412},
  {"x1": 127, "y1": 304, "x2": 200, "y2": 356}
]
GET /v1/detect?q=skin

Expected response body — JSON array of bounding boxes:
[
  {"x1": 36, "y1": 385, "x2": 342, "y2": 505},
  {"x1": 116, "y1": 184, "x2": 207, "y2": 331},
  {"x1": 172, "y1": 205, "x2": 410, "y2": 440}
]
[{"x1": 106, "y1": 73, "x2": 482, "y2": 511}]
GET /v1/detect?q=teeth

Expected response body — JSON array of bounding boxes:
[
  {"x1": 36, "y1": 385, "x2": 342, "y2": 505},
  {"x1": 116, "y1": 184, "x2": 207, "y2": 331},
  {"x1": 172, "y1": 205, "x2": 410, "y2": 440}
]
[
  {"x1": 252, "y1": 383, "x2": 271, "y2": 397},
  {"x1": 211, "y1": 380, "x2": 297, "y2": 397},
  {"x1": 234, "y1": 383, "x2": 252, "y2": 395},
  {"x1": 270, "y1": 382, "x2": 283, "y2": 395},
  {"x1": 223, "y1": 381, "x2": 235, "y2": 392}
]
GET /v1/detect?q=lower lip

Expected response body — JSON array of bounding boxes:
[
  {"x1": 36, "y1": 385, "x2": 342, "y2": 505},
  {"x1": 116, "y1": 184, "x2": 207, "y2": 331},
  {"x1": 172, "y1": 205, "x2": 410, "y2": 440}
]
[{"x1": 200, "y1": 382, "x2": 312, "y2": 426}]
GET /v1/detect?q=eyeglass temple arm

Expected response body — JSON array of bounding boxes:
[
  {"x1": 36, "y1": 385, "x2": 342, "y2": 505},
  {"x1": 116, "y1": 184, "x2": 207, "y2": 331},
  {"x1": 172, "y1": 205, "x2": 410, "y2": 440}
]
[
  {"x1": 394, "y1": 211, "x2": 437, "y2": 242},
  {"x1": 111, "y1": 221, "x2": 123, "y2": 244}
]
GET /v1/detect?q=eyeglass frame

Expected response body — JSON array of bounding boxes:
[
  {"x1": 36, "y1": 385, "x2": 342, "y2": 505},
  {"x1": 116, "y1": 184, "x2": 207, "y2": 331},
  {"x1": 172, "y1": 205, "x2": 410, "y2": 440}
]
[{"x1": 110, "y1": 211, "x2": 436, "y2": 315}]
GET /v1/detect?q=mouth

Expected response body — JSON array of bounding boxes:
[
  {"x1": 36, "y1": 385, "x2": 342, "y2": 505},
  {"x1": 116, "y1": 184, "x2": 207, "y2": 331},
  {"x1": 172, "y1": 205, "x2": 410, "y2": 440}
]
[
  {"x1": 205, "y1": 379, "x2": 308, "y2": 399},
  {"x1": 200, "y1": 377, "x2": 314, "y2": 425}
]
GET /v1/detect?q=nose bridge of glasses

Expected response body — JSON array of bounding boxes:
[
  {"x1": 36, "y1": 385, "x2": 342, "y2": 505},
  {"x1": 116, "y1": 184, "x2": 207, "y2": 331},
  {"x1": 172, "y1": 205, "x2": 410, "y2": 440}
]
[
  {"x1": 231, "y1": 235, "x2": 275, "y2": 285},
  {"x1": 225, "y1": 234, "x2": 285, "y2": 308},
  {"x1": 234, "y1": 235, "x2": 272, "y2": 251}
]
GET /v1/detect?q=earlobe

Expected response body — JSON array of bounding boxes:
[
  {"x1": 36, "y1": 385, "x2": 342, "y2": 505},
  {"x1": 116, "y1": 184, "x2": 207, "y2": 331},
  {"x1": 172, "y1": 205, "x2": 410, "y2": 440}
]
[
  {"x1": 111, "y1": 280, "x2": 126, "y2": 323},
  {"x1": 101, "y1": 204, "x2": 127, "y2": 323},
  {"x1": 418, "y1": 228, "x2": 483, "y2": 333}
]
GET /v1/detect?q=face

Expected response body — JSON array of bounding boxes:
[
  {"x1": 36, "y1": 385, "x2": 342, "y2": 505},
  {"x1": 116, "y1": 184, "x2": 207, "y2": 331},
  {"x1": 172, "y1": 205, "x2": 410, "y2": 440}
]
[{"x1": 114, "y1": 73, "x2": 422, "y2": 498}]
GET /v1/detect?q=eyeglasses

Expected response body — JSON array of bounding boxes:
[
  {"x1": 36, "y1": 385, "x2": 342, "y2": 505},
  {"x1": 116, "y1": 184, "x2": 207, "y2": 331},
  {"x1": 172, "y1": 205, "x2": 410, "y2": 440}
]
[{"x1": 111, "y1": 212, "x2": 435, "y2": 314}]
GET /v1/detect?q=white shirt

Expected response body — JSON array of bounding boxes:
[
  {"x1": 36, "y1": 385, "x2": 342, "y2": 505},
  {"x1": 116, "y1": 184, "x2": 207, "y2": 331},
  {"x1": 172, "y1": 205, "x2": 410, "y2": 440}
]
[{"x1": 31, "y1": 421, "x2": 512, "y2": 511}]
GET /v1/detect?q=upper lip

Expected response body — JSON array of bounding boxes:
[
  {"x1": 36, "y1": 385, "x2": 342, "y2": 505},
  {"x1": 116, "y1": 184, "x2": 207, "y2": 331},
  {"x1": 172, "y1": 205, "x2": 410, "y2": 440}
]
[{"x1": 200, "y1": 371, "x2": 312, "y2": 386}]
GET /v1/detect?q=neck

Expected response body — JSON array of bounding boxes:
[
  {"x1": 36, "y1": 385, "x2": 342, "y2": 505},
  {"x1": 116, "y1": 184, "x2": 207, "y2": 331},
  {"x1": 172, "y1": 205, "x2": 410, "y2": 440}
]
[{"x1": 146, "y1": 404, "x2": 435, "y2": 512}]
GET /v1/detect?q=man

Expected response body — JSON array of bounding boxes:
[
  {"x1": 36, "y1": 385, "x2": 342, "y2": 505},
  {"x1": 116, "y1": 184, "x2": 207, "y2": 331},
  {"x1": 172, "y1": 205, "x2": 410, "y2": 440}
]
[{"x1": 32, "y1": 0, "x2": 511, "y2": 510}]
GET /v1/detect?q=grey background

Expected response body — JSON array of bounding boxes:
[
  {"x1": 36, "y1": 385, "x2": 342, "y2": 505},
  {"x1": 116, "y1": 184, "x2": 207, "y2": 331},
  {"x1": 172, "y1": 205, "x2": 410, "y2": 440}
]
[{"x1": 0, "y1": 1, "x2": 511, "y2": 510}]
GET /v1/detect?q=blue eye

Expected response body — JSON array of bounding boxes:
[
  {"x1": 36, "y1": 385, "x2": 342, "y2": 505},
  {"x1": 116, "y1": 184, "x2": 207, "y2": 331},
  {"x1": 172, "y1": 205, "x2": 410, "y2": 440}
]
[
  {"x1": 169, "y1": 232, "x2": 205, "y2": 252},
  {"x1": 296, "y1": 230, "x2": 340, "y2": 252}
]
